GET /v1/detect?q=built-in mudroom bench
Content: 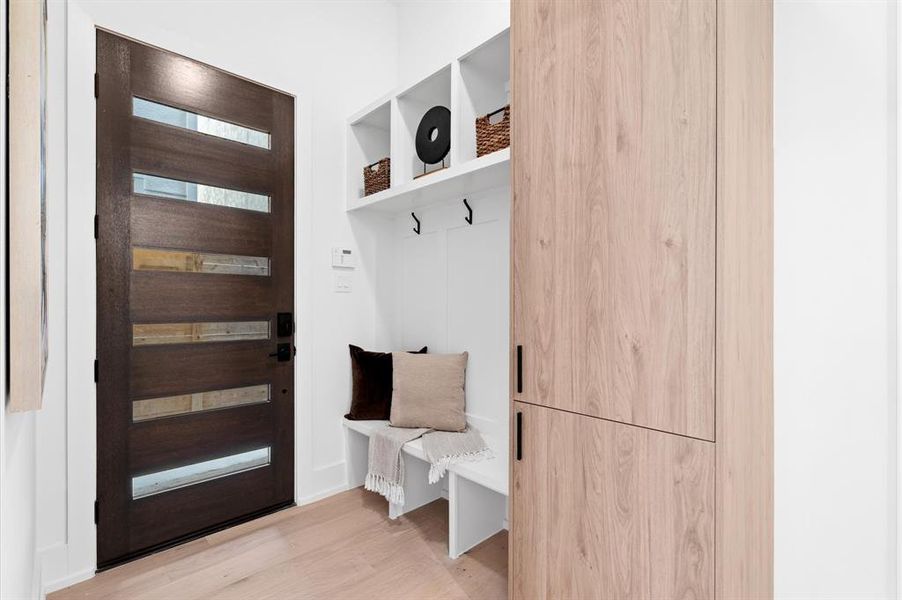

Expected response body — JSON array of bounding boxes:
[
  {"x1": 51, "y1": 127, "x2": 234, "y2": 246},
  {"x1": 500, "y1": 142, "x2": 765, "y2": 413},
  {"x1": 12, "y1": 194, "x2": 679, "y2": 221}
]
[
  {"x1": 341, "y1": 26, "x2": 512, "y2": 562},
  {"x1": 344, "y1": 419, "x2": 508, "y2": 559}
]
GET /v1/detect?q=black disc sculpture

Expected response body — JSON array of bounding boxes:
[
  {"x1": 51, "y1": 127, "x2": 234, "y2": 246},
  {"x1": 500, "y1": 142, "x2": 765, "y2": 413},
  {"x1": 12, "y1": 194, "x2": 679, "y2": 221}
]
[{"x1": 415, "y1": 105, "x2": 452, "y2": 166}]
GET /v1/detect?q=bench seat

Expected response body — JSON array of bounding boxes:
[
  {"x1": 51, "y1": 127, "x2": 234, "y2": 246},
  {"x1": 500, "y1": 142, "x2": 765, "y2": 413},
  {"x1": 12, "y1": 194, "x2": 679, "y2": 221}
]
[
  {"x1": 342, "y1": 419, "x2": 508, "y2": 494},
  {"x1": 343, "y1": 418, "x2": 508, "y2": 558}
]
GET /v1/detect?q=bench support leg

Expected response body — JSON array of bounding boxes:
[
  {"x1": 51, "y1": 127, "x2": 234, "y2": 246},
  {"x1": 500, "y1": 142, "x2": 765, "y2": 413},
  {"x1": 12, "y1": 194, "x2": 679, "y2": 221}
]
[
  {"x1": 389, "y1": 455, "x2": 443, "y2": 519},
  {"x1": 448, "y1": 472, "x2": 507, "y2": 559},
  {"x1": 345, "y1": 428, "x2": 371, "y2": 489}
]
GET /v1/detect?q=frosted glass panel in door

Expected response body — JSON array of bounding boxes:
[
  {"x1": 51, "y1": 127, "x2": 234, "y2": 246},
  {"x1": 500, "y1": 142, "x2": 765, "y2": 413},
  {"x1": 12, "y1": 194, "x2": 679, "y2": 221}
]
[
  {"x1": 132, "y1": 447, "x2": 271, "y2": 499},
  {"x1": 133, "y1": 97, "x2": 271, "y2": 149}
]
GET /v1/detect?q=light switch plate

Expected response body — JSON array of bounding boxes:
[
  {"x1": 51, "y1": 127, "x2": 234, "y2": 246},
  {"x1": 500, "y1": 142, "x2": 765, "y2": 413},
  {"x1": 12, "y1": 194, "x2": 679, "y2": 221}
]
[{"x1": 333, "y1": 273, "x2": 352, "y2": 293}]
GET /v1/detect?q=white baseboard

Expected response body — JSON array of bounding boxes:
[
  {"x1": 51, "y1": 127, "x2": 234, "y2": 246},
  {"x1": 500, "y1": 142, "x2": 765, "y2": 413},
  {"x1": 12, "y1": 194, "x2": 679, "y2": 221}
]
[
  {"x1": 297, "y1": 482, "x2": 349, "y2": 506},
  {"x1": 37, "y1": 542, "x2": 68, "y2": 592},
  {"x1": 43, "y1": 567, "x2": 93, "y2": 596},
  {"x1": 37, "y1": 542, "x2": 95, "y2": 596},
  {"x1": 32, "y1": 556, "x2": 43, "y2": 600}
]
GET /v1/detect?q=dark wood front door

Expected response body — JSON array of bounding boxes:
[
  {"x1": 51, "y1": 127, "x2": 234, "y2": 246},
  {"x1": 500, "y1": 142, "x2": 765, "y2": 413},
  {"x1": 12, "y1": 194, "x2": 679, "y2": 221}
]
[{"x1": 95, "y1": 30, "x2": 295, "y2": 568}]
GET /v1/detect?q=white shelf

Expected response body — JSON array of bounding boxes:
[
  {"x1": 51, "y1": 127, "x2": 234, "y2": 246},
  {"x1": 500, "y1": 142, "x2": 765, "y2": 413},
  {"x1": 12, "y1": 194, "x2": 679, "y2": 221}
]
[
  {"x1": 347, "y1": 147, "x2": 509, "y2": 214},
  {"x1": 346, "y1": 28, "x2": 510, "y2": 214}
]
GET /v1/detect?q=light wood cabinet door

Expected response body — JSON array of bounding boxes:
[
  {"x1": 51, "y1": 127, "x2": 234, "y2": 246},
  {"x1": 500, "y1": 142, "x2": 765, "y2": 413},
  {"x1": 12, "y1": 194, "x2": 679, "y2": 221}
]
[
  {"x1": 511, "y1": 0, "x2": 716, "y2": 440},
  {"x1": 511, "y1": 401, "x2": 714, "y2": 599}
]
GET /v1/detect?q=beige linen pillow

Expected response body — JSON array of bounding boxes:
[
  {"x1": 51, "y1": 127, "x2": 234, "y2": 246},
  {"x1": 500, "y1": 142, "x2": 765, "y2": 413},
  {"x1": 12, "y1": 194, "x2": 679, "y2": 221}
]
[{"x1": 390, "y1": 351, "x2": 468, "y2": 432}]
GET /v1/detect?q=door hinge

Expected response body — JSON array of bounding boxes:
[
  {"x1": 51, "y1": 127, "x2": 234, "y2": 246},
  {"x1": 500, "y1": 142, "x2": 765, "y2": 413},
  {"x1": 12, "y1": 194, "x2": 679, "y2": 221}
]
[
  {"x1": 94, "y1": 359, "x2": 98, "y2": 383},
  {"x1": 94, "y1": 500, "x2": 99, "y2": 524},
  {"x1": 516, "y1": 411, "x2": 523, "y2": 461},
  {"x1": 93, "y1": 215, "x2": 99, "y2": 240},
  {"x1": 516, "y1": 345, "x2": 523, "y2": 394},
  {"x1": 94, "y1": 72, "x2": 99, "y2": 99}
]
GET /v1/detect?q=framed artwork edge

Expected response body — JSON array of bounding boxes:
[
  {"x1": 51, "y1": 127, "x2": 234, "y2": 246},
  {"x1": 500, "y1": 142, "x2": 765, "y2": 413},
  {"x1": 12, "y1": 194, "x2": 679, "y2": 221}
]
[{"x1": 8, "y1": 0, "x2": 49, "y2": 412}]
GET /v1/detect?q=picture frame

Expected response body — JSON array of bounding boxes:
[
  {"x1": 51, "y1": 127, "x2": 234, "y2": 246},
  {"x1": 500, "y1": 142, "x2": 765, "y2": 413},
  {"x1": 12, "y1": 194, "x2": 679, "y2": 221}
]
[{"x1": 9, "y1": 0, "x2": 49, "y2": 411}]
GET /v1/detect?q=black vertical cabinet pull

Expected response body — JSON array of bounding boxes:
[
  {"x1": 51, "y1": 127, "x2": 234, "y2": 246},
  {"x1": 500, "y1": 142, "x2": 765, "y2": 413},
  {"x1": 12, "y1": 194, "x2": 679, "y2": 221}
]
[
  {"x1": 516, "y1": 411, "x2": 523, "y2": 461},
  {"x1": 516, "y1": 345, "x2": 523, "y2": 393}
]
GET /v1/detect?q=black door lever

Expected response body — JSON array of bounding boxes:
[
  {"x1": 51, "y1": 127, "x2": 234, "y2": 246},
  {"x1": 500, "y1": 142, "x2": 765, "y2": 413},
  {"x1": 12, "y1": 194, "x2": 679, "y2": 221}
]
[{"x1": 269, "y1": 343, "x2": 292, "y2": 362}]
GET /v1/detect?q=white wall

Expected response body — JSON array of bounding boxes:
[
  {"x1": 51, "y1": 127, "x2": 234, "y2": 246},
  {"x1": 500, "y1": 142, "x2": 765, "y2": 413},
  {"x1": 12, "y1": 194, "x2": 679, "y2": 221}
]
[
  {"x1": 395, "y1": 0, "x2": 509, "y2": 84},
  {"x1": 775, "y1": 1, "x2": 896, "y2": 597},
  {"x1": 1, "y1": 409, "x2": 38, "y2": 600}
]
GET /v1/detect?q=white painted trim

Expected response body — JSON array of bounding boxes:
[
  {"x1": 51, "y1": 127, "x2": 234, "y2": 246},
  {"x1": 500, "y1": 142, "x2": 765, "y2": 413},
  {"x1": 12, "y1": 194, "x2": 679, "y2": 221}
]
[
  {"x1": 32, "y1": 557, "x2": 44, "y2": 600},
  {"x1": 896, "y1": 0, "x2": 902, "y2": 593},
  {"x1": 42, "y1": 567, "x2": 94, "y2": 596},
  {"x1": 296, "y1": 483, "x2": 349, "y2": 507},
  {"x1": 65, "y1": 2, "x2": 99, "y2": 581},
  {"x1": 36, "y1": 542, "x2": 69, "y2": 593}
]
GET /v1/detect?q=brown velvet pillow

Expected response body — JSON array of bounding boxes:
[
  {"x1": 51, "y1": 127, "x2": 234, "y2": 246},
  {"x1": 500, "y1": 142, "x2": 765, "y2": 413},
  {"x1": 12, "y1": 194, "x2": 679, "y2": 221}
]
[{"x1": 345, "y1": 345, "x2": 427, "y2": 421}]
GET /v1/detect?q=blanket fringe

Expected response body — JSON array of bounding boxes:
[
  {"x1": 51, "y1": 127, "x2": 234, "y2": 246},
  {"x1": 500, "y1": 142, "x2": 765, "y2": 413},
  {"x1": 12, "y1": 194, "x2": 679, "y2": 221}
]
[
  {"x1": 365, "y1": 472, "x2": 405, "y2": 505},
  {"x1": 427, "y1": 448, "x2": 495, "y2": 484}
]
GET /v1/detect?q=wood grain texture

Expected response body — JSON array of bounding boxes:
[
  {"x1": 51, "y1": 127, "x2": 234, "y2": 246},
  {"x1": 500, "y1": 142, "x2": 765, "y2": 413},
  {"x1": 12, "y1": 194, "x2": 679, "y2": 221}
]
[
  {"x1": 511, "y1": 402, "x2": 714, "y2": 599},
  {"x1": 130, "y1": 271, "x2": 273, "y2": 322},
  {"x1": 130, "y1": 341, "x2": 277, "y2": 399},
  {"x1": 715, "y1": 0, "x2": 774, "y2": 596},
  {"x1": 131, "y1": 117, "x2": 273, "y2": 195},
  {"x1": 96, "y1": 31, "x2": 295, "y2": 567},
  {"x1": 511, "y1": 0, "x2": 716, "y2": 441},
  {"x1": 8, "y1": 0, "x2": 46, "y2": 411},
  {"x1": 128, "y1": 39, "x2": 276, "y2": 133},
  {"x1": 131, "y1": 195, "x2": 273, "y2": 257},
  {"x1": 128, "y1": 466, "x2": 280, "y2": 553},
  {"x1": 269, "y1": 91, "x2": 296, "y2": 502},
  {"x1": 50, "y1": 490, "x2": 508, "y2": 600},
  {"x1": 129, "y1": 402, "x2": 273, "y2": 474},
  {"x1": 96, "y1": 29, "x2": 136, "y2": 563}
]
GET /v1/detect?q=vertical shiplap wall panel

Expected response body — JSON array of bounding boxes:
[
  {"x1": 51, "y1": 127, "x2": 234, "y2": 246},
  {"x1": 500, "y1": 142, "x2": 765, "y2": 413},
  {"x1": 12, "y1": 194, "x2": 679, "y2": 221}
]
[
  {"x1": 390, "y1": 189, "x2": 510, "y2": 438},
  {"x1": 399, "y1": 231, "x2": 446, "y2": 350},
  {"x1": 447, "y1": 203, "x2": 510, "y2": 438}
]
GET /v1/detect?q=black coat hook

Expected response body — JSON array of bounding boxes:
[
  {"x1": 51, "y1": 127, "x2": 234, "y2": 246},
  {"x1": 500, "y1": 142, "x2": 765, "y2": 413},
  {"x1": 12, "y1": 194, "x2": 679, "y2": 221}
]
[
  {"x1": 464, "y1": 198, "x2": 473, "y2": 225},
  {"x1": 411, "y1": 212, "x2": 421, "y2": 235}
]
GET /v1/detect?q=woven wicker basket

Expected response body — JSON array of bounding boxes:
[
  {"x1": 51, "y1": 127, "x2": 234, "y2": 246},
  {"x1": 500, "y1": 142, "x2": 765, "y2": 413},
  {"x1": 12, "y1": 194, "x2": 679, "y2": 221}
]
[
  {"x1": 363, "y1": 158, "x2": 390, "y2": 196},
  {"x1": 476, "y1": 105, "x2": 510, "y2": 157}
]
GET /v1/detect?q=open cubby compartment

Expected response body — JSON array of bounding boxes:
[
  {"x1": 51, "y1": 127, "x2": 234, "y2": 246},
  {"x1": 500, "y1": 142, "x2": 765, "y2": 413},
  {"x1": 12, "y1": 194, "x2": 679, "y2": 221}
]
[
  {"x1": 395, "y1": 65, "x2": 453, "y2": 186},
  {"x1": 456, "y1": 29, "x2": 510, "y2": 164},
  {"x1": 347, "y1": 99, "x2": 392, "y2": 203}
]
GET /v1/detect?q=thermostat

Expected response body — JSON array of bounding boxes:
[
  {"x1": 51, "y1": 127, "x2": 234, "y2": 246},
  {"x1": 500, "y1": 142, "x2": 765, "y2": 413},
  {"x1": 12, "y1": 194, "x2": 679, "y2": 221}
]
[{"x1": 331, "y1": 247, "x2": 356, "y2": 269}]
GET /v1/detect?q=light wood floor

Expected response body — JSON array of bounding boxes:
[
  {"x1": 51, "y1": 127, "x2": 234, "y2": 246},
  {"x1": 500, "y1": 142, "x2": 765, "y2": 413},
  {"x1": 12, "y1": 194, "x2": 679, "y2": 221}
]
[{"x1": 51, "y1": 488, "x2": 508, "y2": 600}]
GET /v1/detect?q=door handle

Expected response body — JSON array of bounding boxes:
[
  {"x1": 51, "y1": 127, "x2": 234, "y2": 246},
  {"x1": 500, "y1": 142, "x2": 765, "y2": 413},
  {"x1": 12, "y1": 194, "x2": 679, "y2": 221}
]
[
  {"x1": 516, "y1": 411, "x2": 523, "y2": 461},
  {"x1": 269, "y1": 343, "x2": 292, "y2": 362},
  {"x1": 516, "y1": 345, "x2": 523, "y2": 393}
]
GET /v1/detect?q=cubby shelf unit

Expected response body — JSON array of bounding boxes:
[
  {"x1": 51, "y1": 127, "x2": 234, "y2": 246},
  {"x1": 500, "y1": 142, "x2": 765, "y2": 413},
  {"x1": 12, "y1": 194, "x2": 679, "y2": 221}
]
[{"x1": 346, "y1": 28, "x2": 510, "y2": 214}]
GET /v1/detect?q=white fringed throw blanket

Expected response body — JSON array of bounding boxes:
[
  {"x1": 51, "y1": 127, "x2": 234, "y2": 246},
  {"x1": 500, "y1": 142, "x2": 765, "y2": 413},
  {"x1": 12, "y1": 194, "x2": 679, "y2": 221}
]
[
  {"x1": 364, "y1": 425, "x2": 428, "y2": 504},
  {"x1": 364, "y1": 424, "x2": 492, "y2": 505},
  {"x1": 421, "y1": 429, "x2": 494, "y2": 484}
]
